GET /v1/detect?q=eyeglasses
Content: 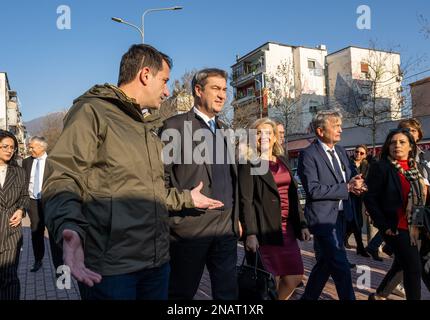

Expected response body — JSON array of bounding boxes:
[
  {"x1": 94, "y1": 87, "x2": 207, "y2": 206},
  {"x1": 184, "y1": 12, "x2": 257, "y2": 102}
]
[
  {"x1": 1, "y1": 145, "x2": 16, "y2": 152},
  {"x1": 355, "y1": 151, "x2": 365, "y2": 155}
]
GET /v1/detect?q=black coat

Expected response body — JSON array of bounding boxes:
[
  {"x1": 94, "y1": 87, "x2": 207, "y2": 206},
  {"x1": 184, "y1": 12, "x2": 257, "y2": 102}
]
[
  {"x1": 239, "y1": 156, "x2": 306, "y2": 246},
  {"x1": 22, "y1": 156, "x2": 35, "y2": 182},
  {"x1": 364, "y1": 159, "x2": 411, "y2": 234},
  {"x1": 161, "y1": 110, "x2": 240, "y2": 238}
]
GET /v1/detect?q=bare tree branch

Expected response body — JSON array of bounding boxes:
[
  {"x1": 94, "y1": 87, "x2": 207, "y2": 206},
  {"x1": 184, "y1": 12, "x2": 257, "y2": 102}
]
[{"x1": 328, "y1": 41, "x2": 416, "y2": 155}]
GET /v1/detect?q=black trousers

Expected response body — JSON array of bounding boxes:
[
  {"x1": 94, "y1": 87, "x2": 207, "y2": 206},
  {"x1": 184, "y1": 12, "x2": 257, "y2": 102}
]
[
  {"x1": 344, "y1": 220, "x2": 366, "y2": 252},
  {"x1": 168, "y1": 208, "x2": 238, "y2": 300},
  {"x1": 377, "y1": 234, "x2": 430, "y2": 297},
  {"x1": 28, "y1": 199, "x2": 63, "y2": 269},
  {"x1": 378, "y1": 230, "x2": 421, "y2": 300}
]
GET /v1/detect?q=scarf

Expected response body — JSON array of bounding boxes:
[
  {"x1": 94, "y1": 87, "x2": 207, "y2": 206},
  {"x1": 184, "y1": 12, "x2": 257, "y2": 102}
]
[{"x1": 388, "y1": 156, "x2": 426, "y2": 228}]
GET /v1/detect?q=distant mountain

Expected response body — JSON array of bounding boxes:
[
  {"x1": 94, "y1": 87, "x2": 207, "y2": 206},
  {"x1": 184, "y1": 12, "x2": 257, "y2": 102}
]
[{"x1": 24, "y1": 112, "x2": 66, "y2": 136}]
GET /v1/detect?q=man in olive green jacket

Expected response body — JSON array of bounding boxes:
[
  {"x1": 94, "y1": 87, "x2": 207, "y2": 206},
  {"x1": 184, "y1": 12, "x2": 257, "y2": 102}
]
[{"x1": 42, "y1": 44, "x2": 223, "y2": 300}]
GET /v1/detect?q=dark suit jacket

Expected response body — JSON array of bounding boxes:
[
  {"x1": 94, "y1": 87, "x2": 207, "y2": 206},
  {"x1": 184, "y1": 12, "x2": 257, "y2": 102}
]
[
  {"x1": 22, "y1": 156, "x2": 35, "y2": 183},
  {"x1": 297, "y1": 140, "x2": 355, "y2": 235},
  {"x1": 161, "y1": 110, "x2": 240, "y2": 237},
  {"x1": 0, "y1": 165, "x2": 29, "y2": 252},
  {"x1": 239, "y1": 156, "x2": 306, "y2": 245},
  {"x1": 363, "y1": 158, "x2": 420, "y2": 234}
]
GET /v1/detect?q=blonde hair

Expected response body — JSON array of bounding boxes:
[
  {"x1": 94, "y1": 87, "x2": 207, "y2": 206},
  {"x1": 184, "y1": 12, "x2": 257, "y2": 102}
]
[{"x1": 249, "y1": 117, "x2": 284, "y2": 157}]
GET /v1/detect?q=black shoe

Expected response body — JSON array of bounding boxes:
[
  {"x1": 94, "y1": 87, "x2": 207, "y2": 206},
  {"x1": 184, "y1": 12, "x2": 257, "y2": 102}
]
[
  {"x1": 382, "y1": 244, "x2": 393, "y2": 257},
  {"x1": 30, "y1": 261, "x2": 43, "y2": 272},
  {"x1": 366, "y1": 248, "x2": 383, "y2": 261},
  {"x1": 357, "y1": 248, "x2": 371, "y2": 258},
  {"x1": 345, "y1": 243, "x2": 353, "y2": 249},
  {"x1": 368, "y1": 293, "x2": 386, "y2": 300}
]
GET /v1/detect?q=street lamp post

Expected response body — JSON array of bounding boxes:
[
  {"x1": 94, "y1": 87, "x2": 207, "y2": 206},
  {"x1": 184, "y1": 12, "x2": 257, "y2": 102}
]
[
  {"x1": 112, "y1": 6, "x2": 183, "y2": 43},
  {"x1": 254, "y1": 77, "x2": 263, "y2": 118},
  {"x1": 111, "y1": 17, "x2": 143, "y2": 41}
]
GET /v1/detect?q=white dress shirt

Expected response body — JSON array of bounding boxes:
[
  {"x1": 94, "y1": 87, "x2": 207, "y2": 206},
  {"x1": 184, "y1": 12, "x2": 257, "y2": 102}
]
[
  {"x1": 0, "y1": 165, "x2": 7, "y2": 188},
  {"x1": 318, "y1": 140, "x2": 347, "y2": 211},
  {"x1": 29, "y1": 152, "x2": 47, "y2": 200},
  {"x1": 193, "y1": 107, "x2": 215, "y2": 129}
]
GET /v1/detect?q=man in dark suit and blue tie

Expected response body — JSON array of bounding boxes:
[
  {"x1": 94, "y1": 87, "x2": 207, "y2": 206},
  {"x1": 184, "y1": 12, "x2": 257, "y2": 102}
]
[
  {"x1": 161, "y1": 68, "x2": 240, "y2": 300},
  {"x1": 297, "y1": 110, "x2": 365, "y2": 300}
]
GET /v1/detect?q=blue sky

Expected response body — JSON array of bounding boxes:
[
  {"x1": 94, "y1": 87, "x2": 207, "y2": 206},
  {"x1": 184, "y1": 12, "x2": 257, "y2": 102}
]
[{"x1": 1, "y1": 0, "x2": 429, "y2": 121}]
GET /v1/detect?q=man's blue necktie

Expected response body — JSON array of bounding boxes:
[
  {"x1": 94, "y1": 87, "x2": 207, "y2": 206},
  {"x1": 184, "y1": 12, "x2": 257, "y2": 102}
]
[
  {"x1": 208, "y1": 119, "x2": 216, "y2": 134},
  {"x1": 33, "y1": 159, "x2": 40, "y2": 199},
  {"x1": 327, "y1": 150, "x2": 344, "y2": 183}
]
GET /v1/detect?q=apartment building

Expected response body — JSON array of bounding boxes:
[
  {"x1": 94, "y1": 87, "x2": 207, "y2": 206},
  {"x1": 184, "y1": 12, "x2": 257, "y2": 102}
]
[
  {"x1": 231, "y1": 42, "x2": 327, "y2": 133},
  {"x1": 231, "y1": 43, "x2": 403, "y2": 132},
  {"x1": 0, "y1": 72, "x2": 27, "y2": 154}
]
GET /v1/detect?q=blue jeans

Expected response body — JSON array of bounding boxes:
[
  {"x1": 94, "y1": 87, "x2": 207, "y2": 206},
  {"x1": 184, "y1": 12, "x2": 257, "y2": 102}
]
[{"x1": 78, "y1": 262, "x2": 170, "y2": 300}]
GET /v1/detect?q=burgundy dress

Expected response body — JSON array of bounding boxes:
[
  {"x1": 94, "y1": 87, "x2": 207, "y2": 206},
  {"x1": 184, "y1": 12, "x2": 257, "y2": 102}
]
[{"x1": 259, "y1": 159, "x2": 304, "y2": 276}]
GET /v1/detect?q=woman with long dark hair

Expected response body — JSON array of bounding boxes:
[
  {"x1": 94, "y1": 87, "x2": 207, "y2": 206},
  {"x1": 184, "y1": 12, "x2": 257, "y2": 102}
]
[
  {"x1": 364, "y1": 128, "x2": 428, "y2": 300},
  {"x1": 0, "y1": 130, "x2": 29, "y2": 300}
]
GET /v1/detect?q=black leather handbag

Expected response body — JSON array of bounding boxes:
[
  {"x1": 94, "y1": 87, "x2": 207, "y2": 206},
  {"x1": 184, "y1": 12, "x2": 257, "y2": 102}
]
[{"x1": 236, "y1": 250, "x2": 278, "y2": 300}]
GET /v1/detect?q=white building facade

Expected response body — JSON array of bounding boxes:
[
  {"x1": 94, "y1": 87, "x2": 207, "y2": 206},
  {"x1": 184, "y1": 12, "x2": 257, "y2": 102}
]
[
  {"x1": 231, "y1": 42, "x2": 327, "y2": 133},
  {"x1": 0, "y1": 72, "x2": 27, "y2": 154},
  {"x1": 231, "y1": 43, "x2": 403, "y2": 133},
  {"x1": 326, "y1": 46, "x2": 402, "y2": 128}
]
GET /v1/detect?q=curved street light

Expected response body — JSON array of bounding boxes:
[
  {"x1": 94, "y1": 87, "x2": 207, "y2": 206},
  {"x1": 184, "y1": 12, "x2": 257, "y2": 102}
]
[{"x1": 112, "y1": 6, "x2": 183, "y2": 43}]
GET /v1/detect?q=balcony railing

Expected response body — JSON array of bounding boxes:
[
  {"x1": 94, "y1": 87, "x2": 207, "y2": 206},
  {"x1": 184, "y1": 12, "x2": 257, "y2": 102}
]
[
  {"x1": 231, "y1": 66, "x2": 263, "y2": 86},
  {"x1": 232, "y1": 94, "x2": 257, "y2": 106}
]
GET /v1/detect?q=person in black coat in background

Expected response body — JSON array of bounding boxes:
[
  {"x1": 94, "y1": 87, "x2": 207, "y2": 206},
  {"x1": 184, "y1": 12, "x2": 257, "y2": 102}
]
[
  {"x1": 0, "y1": 130, "x2": 29, "y2": 300},
  {"x1": 239, "y1": 118, "x2": 310, "y2": 300},
  {"x1": 345, "y1": 144, "x2": 371, "y2": 257}
]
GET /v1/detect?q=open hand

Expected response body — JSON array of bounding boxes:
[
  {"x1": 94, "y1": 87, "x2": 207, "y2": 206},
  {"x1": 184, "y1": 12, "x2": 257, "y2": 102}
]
[
  {"x1": 62, "y1": 229, "x2": 102, "y2": 287},
  {"x1": 190, "y1": 181, "x2": 224, "y2": 210}
]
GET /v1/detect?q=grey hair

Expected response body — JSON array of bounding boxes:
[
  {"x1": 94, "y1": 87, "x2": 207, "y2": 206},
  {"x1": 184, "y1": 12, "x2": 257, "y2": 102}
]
[
  {"x1": 191, "y1": 68, "x2": 228, "y2": 97},
  {"x1": 312, "y1": 109, "x2": 343, "y2": 133},
  {"x1": 29, "y1": 136, "x2": 48, "y2": 149},
  {"x1": 273, "y1": 119, "x2": 284, "y2": 127}
]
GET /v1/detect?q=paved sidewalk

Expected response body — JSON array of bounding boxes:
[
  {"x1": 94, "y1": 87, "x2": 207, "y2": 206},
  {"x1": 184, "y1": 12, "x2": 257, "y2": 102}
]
[
  {"x1": 19, "y1": 219, "x2": 80, "y2": 300},
  {"x1": 195, "y1": 241, "x2": 430, "y2": 300},
  {"x1": 18, "y1": 220, "x2": 429, "y2": 300}
]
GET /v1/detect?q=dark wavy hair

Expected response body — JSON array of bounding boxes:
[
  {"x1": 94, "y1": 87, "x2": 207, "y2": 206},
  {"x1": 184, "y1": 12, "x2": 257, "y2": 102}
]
[
  {"x1": 380, "y1": 128, "x2": 417, "y2": 162},
  {"x1": 0, "y1": 130, "x2": 19, "y2": 166}
]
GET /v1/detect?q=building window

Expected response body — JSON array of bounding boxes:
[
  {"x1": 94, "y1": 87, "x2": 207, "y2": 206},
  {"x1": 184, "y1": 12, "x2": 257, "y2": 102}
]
[
  {"x1": 247, "y1": 87, "x2": 254, "y2": 97},
  {"x1": 360, "y1": 62, "x2": 369, "y2": 79},
  {"x1": 309, "y1": 100, "x2": 319, "y2": 114},
  {"x1": 308, "y1": 59, "x2": 316, "y2": 69},
  {"x1": 233, "y1": 64, "x2": 244, "y2": 80}
]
